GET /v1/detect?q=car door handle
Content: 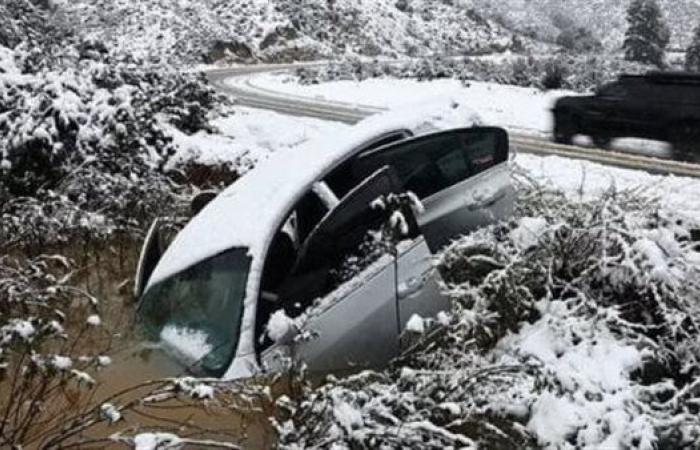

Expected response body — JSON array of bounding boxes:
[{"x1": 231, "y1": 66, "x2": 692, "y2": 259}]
[{"x1": 467, "y1": 188, "x2": 507, "y2": 211}]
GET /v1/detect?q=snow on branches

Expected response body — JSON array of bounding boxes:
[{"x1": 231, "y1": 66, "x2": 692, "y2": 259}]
[
  {"x1": 295, "y1": 55, "x2": 654, "y2": 93},
  {"x1": 0, "y1": 41, "x2": 220, "y2": 247}
]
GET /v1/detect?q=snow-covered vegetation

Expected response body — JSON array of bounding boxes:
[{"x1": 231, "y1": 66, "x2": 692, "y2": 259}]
[
  {"x1": 294, "y1": 55, "x2": 655, "y2": 92},
  {"x1": 275, "y1": 174, "x2": 700, "y2": 449},
  {"x1": 471, "y1": 0, "x2": 700, "y2": 51},
  {"x1": 58, "y1": 0, "x2": 529, "y2": 64},
  {"x1": 0, "y1": 1, "x2": 273, "y2": 447}
]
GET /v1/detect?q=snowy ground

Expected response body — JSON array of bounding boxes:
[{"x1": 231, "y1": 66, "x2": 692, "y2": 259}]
[
  {"x1": 239, "y1": 73, "x2": 675, "y2": 157},
  {"x1": 164, "y1": 106, "x2": 348, "y2": 173},
  {"x1": 517, "y1": 153, "x2": 700, "y2": 226}
]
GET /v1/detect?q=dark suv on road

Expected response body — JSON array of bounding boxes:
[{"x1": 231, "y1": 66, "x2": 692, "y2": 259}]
[{"x1": 552, "y1": 71, "x2": 700, "y2": 159}]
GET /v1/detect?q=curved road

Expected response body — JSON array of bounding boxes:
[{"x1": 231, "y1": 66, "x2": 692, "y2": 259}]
[{"x1": 207, "y1": 65, "x2": 700, "y2": 179}]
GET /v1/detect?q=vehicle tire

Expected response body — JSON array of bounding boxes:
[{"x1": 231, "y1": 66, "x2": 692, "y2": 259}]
[
  {"x1": 553, "y1": 111, "x2": 575, "y2": 145},
  {"x1": 671, "y1": 121, "x2": 700, "y2": 160},
  {"x1": 592, "y1": 135, "x2": 612, "y2": 149}
]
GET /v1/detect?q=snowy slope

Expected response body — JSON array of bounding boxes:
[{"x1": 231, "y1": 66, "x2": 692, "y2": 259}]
[
  {"x1": 56, "y1": 0, "x2": 521, "y2": 64},
  {"x1": 470, "y1": 0, "x2": 700, "y2": 50}
]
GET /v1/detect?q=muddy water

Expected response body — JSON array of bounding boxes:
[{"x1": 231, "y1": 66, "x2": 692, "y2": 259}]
[{"x1": 11, "y1": 238, "x2": 278, "y2": 449}]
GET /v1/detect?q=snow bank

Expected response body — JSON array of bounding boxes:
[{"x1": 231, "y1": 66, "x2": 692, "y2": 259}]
[{"x1": 165, "y1": 107, "x2": 347, "y2": 172}]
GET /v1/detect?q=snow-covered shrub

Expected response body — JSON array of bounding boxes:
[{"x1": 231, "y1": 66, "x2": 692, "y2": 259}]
[
  {"x1": 275, "y1": 178, "x2": 700, "y2": 449},
  {"x1": 541, "y1": 58, "x2": 567, "y2": 90},
  {"x1": 0, "y1": 254, "x2": 105, "y2": 446},
  {"x1": 295, "y1": 55, "x2": 654, "y2": 92},
  {"x1": 0, "y1": 40, "x2": 223, "y2": 246},
  {"x1": 624, "y1": 0, "x2": 670, "y2": 67},
  {"x1": 685, "y1": 23, "x2": 700, "y2": 72},
  {"x1": 556, "y1": 26, "x2": 603, "y2": 54}
]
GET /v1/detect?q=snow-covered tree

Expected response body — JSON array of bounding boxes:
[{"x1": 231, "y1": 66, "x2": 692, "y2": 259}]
[
  {"x1": 623, "y1": 0, "x2": 670, "y2": 67},
  {"x1": 686, "y1": 23, "x2": 700, "y2": 72}
]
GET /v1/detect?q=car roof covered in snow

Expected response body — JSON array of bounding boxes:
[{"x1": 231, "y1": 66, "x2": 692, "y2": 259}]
[{"x1": 147, "y1": 96, "x2": 481, "y2": 289}]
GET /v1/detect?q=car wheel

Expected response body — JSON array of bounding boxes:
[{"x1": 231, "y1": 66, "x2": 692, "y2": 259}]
[
  {"x1": 553, "y1": 112, "x2": 575, "y2": 145},
  {"x1": 592, "y1": 136, "x2": 611, "y2": 149},
  {"x1": 671, "y1": 121, "x2": 700, "y2": 158},
  {"x1": 554, "y1": 133, "x2": 572, "y2": 145}
]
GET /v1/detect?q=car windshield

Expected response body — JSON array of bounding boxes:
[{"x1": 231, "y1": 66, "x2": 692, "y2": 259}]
[{"x1": 137, "y1": 248, "x2": 252, "y2": 377}]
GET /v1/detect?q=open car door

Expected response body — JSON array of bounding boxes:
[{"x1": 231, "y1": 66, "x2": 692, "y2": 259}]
[
  {"x1": 262, "y1": 167, "x2": 420, "y2": 374},
  {"x1": 352, "y1": 127, "x2": 512, "y2": 251}
]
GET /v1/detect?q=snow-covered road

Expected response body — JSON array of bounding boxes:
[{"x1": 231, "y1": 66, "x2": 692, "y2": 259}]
[{"x1": 207, "y1": 65, "x2": 700, "y2": 178}]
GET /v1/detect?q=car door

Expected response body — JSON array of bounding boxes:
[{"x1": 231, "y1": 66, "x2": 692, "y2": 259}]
[
  {"x1": 261, "y1": 167, "x2": 410, "y2": 374},
  {"x1": 351, "y1": 127, "x2": 512, "y2": 252},
  {"x1": 395, "y1": 236, "x2": 448, "y2": 332},
  {"x1": 134, "y1": 218, "x2": 167, "y2": 299}
]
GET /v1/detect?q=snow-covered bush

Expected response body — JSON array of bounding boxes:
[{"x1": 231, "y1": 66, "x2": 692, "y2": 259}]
[
  {"x1": 624, "y1": 0, "x2": 670, "y2": 67},
  {"x1": 0, "y1": 6, "x2": 270, "y2": 447},
  {"x1": 275, "y1": 178, "x2": 700, "y2": 449},
  {"x1": 57, "y1": 0, "x2": 521, "y2": 64},
  {"x1": 556, "y1": 26, "x2": 603, "y2": 54},
  {"x1": 0, "y1": 40, "x2": 224, "y2": 247},
  {"x1": 685, "y1": 24, "x2": 700, "y2": 72},
  {"x1": 295, "y1": 55, "x2": 654, "y2": 92}
]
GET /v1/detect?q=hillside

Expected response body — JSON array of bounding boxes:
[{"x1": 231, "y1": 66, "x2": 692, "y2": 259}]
[
  {"x1": 471, "y1": 0, "x2": 700, "y2": 50},
  {"x1": 56, "y1": 0, "x2": 523, "y2": 64}
]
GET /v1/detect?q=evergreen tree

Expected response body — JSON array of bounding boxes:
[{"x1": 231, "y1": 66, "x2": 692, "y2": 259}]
[
  {"x1": 686, "y1": 24, "x2": 700, "y2": 72},
  {"x1": 623, "y1": 0, "x2": 670, "y2": 67}
]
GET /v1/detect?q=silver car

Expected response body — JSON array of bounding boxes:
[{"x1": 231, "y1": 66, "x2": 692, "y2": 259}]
[{"x1": 134, "y1": 119, "x2": 513, "y2": 379}]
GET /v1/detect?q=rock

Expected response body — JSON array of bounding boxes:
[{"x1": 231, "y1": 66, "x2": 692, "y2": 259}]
[
  {"x1": 260, "y1": 26, "x2": 298, "y2": 51},
  {"x1": 205, "y1": 40, "x2": 252, "y2": 63}
]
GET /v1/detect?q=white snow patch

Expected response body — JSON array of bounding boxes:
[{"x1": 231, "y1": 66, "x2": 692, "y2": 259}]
[
  {"x1": 266, "y1": 310, "x2": 296, "y2": 343},
  {"x1": 86, "y1": 314, "x2": 101, "y2": 326},
  {"x1": 174, "y1": 377, "x2": 215, "y2": 399},
  {"x1": 510, "y1": 217, "x2": 548, "y2": 251},
  {"x1": 4, "y1": 320, "x2": 36, "y2": 342},
  {"x1": 333, "y1": 401, "x2": 363, "y2": 434},
  {"x1": 405, "y1": 314, "x2": 426, "y2": 334},
  {"x1": 51, "y1": 355, "x2": 73, "y2": 370},
  {"x1": 97, "y1": 355, "x2": 112, "y2": 367},
  {"x1": 159, "y1": 326, "x2": 212, "y2": 362},
  {"x1": 133, "y1": 432, "x2": 182, "y2": 450},
  {"x1": 100, "y1": 403, "x2": 122, "y2": 423}
]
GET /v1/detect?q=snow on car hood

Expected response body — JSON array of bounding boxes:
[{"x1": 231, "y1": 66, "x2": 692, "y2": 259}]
[{"x1": 146, "y1": 95, "x2": 481, "y2": 376}]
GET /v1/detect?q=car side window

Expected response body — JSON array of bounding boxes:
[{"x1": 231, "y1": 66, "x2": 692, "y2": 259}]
[
  {"x1": 598, "y1": 82, "x2": 627, "y2": 98},
  {"x1": 353, "y1": 128, "x2": 507, "y2": 200},
  {"x1": 463, "y1": 130, "x2": 502, "y2": 173},
  {"x1": 355, "y1": 133, "x2": 466, "y2": 199},
  {"x1": 324, "y1": 130, "x2": 411, "y2": 198}
]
